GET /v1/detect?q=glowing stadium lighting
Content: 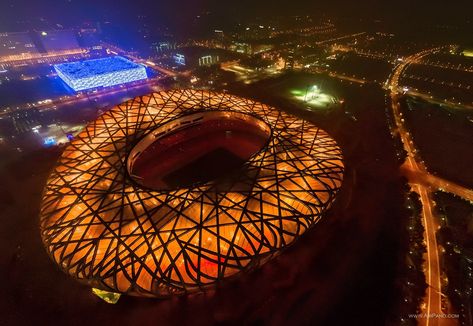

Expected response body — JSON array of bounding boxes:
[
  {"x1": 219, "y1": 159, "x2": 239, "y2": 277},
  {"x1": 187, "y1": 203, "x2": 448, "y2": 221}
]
[
  {"x1": 290, "y1": 85, "x2": 337, "y2": 109},
  {"x1": 39, "y1": 90, "x2": 344, "y2": 298}
]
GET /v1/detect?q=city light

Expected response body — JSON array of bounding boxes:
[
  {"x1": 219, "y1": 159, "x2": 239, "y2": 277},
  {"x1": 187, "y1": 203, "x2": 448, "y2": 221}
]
[
  {"x1": 43, "y1": 136, "x2": 56, "y2": 146},
  {"x1": 1, "y1": 2, "x2": 471, "y2": 324},
  {"x1": 173, "y1": 53, "x2": 186, "y2": 65}
]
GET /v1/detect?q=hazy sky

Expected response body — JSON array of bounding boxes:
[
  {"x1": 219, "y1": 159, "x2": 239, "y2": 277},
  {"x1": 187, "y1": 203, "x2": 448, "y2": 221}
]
[{"x1": 0, "y1": 0, "x2": 471, "y2": 31}]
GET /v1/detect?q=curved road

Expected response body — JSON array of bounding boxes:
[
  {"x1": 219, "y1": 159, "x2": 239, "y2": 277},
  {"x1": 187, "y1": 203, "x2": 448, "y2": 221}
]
[{"x1": 387, "y1": 47, "x2": 461, "y2": 326}]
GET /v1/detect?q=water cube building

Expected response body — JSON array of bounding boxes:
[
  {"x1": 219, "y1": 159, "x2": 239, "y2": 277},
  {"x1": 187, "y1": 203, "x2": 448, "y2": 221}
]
[{"x1": 54, "y1": 56, "x2": 147, "y2": 91}]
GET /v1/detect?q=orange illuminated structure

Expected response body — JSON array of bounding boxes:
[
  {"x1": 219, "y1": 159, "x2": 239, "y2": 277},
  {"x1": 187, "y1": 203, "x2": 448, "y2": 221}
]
[{"x1": 39, "y1": 90, "x2": 344, "y2": 297}]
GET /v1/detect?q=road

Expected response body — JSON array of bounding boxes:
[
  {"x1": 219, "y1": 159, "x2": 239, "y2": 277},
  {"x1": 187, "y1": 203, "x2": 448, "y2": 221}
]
[
  {"x1": 0, "y1": 77, "x2": 163, "y2": 118},
  {"x1": 387, "y1": 47, "x2": 460, "y2": 326},
  {"x1": 308, "y1": 67, "x2": 366, "y2": 84},
  {"x1": 315, "y1": 32, "x2": 366, "y2": 45},
  {"x1": 401, "y1": 165, "x2": 473, "y2": 203},
  {"x1": 404, "y1": 89, "x2": 473, "y2": 110},
  {"x1": 102, "y1": 42, "x2": 184, "y2": 77}
]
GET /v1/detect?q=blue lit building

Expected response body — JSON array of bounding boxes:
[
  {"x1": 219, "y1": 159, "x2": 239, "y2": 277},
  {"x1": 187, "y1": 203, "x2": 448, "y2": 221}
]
[{"x1": 54, "y1": 56, "x2": 148, "y2": 92}]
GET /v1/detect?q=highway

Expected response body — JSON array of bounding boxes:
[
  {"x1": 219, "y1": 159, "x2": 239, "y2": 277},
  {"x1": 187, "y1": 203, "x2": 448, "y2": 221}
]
[
  {"x1": 401, "y1": 165, "x2": 473, "y2": 203},
  {"x1": 144, "y1": 61, "x2": 178, "y2": 77},
  {"x1": 404, "y1": 89, "x2": 473, "y2": 110},
  {"x1": 315, "y1": 32, "x2": 366, "y2": 45},
  {"x1": 387, "y1": 47, "x2": 460, "y2": 326}
]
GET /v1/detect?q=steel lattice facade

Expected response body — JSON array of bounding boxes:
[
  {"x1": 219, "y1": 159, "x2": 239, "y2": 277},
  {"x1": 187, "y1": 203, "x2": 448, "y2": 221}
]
[
  {"x1": 40, "y1": 90, "x2": 344, "y2": 297},
  {"x1": 54, "y1": 56, "x2": 148, "y2": 92}
]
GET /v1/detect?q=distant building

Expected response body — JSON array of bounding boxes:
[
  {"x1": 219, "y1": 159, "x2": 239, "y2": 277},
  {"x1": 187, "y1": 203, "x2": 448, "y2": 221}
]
[
  {"x1": 54, "y1": 56, "x2": 148, "y2": 92},
  {"x1": 37, "y1": 30, "x2": 80, "y2": 53},
  {"x1": 214, "y1": 30, "x2": 225, "y2": 41},
  {"x1": 172, "y1": 47, "x2": 220, "y2": 68},
  {"x1": 173, "y1": 53, "x2": 186, "y2": 66},
  {"x1": 198, "y1": 55, "x2": 220, "y2": 67},
  {"x1": 230, "y1": 42, "x2": 251, "y2": 54},
  {"x1": 0, "y1": 32, "x2": 39, "y2": 61},
  {"x1": 155, "y1": 41, "x2": 177, "y2": 54},
  {"x1": 285, "y1": 49, "x2": 295, "y2": 70},
  {"x1": 229, "y1": 41, "x2": 273, "y2": 55}
]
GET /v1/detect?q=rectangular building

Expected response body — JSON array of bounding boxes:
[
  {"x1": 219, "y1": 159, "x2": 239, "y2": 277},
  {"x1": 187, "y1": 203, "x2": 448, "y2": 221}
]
[
  {"x1": 54, "y1": 56, "x2": 148, "y2": 92},
  {"x1": 173, "y1": 47, "x2": 221, "y2": 68}
]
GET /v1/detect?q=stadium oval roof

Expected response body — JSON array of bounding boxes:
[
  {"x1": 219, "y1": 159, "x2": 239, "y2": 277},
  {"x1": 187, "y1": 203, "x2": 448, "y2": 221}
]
[{"x1": 39, "y1": 90, "x2": 344, "y2": 297}]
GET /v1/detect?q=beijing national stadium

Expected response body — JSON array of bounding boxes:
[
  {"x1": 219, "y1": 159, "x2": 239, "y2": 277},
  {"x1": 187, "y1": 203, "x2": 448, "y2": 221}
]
[{"x1": 39, "y1": 89, "x2": 344, "y2": 298}]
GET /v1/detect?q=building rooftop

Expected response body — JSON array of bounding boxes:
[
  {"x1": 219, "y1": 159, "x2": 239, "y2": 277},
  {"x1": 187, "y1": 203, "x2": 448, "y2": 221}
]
[{"x1": 54, "y1": 56, "x2": 143, "y2": 80}]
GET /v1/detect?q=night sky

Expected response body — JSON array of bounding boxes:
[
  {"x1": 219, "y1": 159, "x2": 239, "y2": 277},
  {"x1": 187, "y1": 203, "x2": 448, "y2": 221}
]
[{"x1": 0, "y1": 0, "x2": 472, "y2": 31}]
